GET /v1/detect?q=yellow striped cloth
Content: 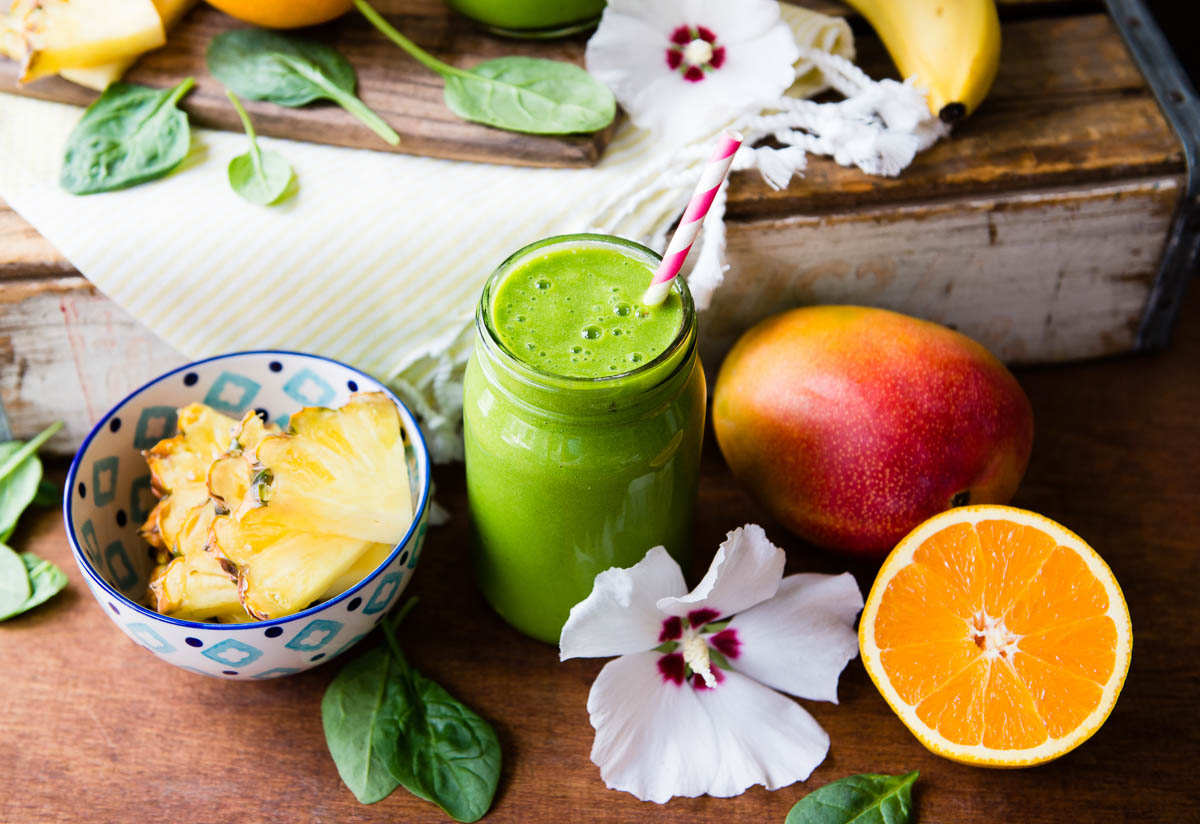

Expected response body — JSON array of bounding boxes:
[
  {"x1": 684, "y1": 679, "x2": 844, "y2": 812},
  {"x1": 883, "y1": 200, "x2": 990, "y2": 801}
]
[{"x1": 0, "y1": 5, "x2": 851, "y2": 461}]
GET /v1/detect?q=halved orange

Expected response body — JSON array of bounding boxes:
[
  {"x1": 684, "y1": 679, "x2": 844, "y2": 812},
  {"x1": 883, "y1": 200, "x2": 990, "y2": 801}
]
[{"x1": 859, "y1": 505, "x2": 1132, "y2": 767}]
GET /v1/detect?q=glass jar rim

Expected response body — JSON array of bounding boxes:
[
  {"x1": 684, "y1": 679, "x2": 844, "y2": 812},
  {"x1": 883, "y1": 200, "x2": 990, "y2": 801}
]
[{"x1": 476, "y1": 233, "x2": 696, "y2": 391}]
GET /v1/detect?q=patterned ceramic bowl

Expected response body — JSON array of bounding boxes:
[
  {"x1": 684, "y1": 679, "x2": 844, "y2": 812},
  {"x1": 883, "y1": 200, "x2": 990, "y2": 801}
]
[{"x1": 63, "y1": 351, "x2": 432, "y2": 679}]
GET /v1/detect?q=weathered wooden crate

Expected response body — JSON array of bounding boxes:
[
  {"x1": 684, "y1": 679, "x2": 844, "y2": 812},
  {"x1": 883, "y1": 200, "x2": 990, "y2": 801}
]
[{"x1": 1, "y1": 0, "x2": 1194, "y2": 453}]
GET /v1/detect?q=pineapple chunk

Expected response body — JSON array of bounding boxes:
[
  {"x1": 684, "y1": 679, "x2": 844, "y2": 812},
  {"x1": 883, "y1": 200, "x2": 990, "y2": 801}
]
[
  {"x1": 207, "y1": 454, "x2": 252, "y2": 509},
  {"x1": 148, "y1": 551, "x2": 243, "y2": 621},
  {"x1": 319, "y1": 542, "x2": 392, "y2": 602},
  {"x1": 248, "y1": 393, "x2": 412, "y2": 545},
  {"x1": 211, "y1": 508, "x2": 382, "y2": 620},
  {"x1": 1, "y1": 0, "x2": 165, "y2": 83},
  {"x1": 59, "y1": 0, "x2": 197, "y2": 90},
  {"x1": 144, "y1": 403, "x2": 239, "y2": 494},
  {"x1": 149, "y1": 481, "x2": 209, "y2": 554}
]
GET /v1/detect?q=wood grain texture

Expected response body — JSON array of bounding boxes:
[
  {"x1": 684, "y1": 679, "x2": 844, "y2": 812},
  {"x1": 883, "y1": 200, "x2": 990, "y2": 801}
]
[
  {"x1": 711, "y1": 176, "x2": 1179, "y2": 367},
  {"x1": 0, "y1": 0, "x2": 617, "y2": 168},
  {"x1": 1, "y1": 285, "x2": 1196, "y2": 824},
  {"x1": 0, "y1": 277, "x2": 186, "y2": 452}
]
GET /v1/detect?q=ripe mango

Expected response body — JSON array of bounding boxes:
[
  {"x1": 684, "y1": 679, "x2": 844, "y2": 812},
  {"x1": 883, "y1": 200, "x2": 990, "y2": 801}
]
[{"x1": 713, "y1": 306, "x2": 1033, "y2": 557}]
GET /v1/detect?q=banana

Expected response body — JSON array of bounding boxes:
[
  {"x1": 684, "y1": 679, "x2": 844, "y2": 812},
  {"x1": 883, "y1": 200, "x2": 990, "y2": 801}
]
[{"x1": 842, "y1": 0, "x2": 1001, "y2": 122}]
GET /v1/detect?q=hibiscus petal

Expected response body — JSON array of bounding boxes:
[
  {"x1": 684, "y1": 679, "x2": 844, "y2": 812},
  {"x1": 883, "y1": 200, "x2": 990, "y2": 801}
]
[
  {"x1": 657, "y1": 524, "x2": 784, "y2": 621},
  {"x1": 560, "y1": 546, "x2": 688, "y2": 660},
  {"x1": 691, "y1": 0, "x2": 793, "y2": 44},
  {"x1": 696, "y1": 668, "x2": 831, "y2": 796},
  {"x1": 725, "y1": 572, "x2": 864, "y2": 702},
  {"x1": 587, "y1": 651, "x2": 720, "y2": 803}
]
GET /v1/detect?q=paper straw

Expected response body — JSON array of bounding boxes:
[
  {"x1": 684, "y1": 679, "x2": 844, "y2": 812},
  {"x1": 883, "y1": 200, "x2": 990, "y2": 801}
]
[{"x1": 642, "y1": 130, "x2": 744, "y2": 307}]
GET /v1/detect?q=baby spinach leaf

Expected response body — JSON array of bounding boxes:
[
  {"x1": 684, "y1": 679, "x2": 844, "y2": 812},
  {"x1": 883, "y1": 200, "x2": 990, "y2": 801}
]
[
  {"x1": 225, "y1": 90, "x2": 294, "y2": 206},
  {"x1": 322, "y1": 643, "x2": 404, "y2": 803},
  {"x1": 32, "y1": 479, "x2": 59, "y2": 509},
  {"x1": 355, "y1": 0, "x2": 614, "y2": 135},
  {"x1": 61, "y1": 79, "x2": 195, "y2": 195},
  {"x1": 0, "y1": 422, "x2": 62, "y2": 540},
  {"x1": 378, "y1": 621, "x2": 501, "y2": 823},
  {"x1": 0, "y1": 543, "x2": 31, "y2": 617},
  {"x1": 1, "y1": 553, "x2": 69, "y2": 621},
  {"x1": 785, "y1": 771, "x2": 919, "y2": 824},
  {"x1": 207, "y1": 29, "x2": 400, "y2": 146},
  {"x1": 443, "y1": 57, "x2": 616, "y2": 135},
  {"x1": 322, "y1": 601, "x2": 501, "y2": 821}
]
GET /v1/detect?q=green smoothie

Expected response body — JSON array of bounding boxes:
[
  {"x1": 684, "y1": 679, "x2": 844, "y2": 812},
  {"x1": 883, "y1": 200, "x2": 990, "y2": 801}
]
[
  {"x1": 445, "y1": 0, "x2": 605, "y2": 37},
  {"x1": 464, "y1": 234, "x2": 705, "y2": 643},
  {"x1": 490, "y1": 245, "x2": 683, "y2": 379}
]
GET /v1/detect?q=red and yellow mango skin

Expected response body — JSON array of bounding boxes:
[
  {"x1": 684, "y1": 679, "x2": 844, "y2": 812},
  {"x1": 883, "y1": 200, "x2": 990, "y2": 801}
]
[{"x1": 712, "y1": 306, "x2": 1033, "y2": 558}]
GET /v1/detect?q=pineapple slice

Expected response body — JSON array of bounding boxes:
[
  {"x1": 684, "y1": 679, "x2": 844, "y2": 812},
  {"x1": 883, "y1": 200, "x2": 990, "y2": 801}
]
[
  {"x1": 59, "y1": 0, "x2": 197, "y2": 90},
  {"x1": 319, "y1": 542, "x2": 392, "y2": 602},
  {"x1": 248, "y1": 393, "x2": 412, "y2": 545},
  {"x1": 1, "y1": 0, "x2": 165, "y2": 83},
  {"x1": 149, "y1": 481, "x2": 209, "y2": 554},
  {"x1": 211, "y1": 507, "x2": 383, "y2": 620},
  {"x1": 144, "y1": 403, "x2": 239, "y2": 495},
  {"x1": 148, "y1": 551, "x2": 243, "y2": 621}
]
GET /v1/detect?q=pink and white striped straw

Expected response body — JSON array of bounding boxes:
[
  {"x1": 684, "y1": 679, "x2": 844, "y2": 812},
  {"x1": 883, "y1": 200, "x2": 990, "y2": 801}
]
[{"x1": 642, "y1": 130, "x2": 744, "y2": 307}]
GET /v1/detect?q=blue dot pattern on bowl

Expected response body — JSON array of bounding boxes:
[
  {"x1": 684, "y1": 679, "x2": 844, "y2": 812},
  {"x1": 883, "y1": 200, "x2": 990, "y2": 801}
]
[{"x1": 65, "y1": 352, "x2": 431, "y2": 680}]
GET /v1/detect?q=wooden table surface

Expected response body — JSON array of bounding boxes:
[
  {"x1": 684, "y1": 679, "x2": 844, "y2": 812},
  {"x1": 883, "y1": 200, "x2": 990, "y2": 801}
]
[{"x1": 1, "y1": 290, "x2": 1196, "y2": 823}]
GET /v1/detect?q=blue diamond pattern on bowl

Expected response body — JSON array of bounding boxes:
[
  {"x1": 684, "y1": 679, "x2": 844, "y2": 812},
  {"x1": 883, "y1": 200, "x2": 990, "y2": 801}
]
[
  {"x1": 253, "y1": 667, "x2": 303, "y2": 680},
  {"x1": 129, "y1": 474, "x2": 155, "y2": 523},
  {"x1": 362, "y1": 572, "x2": 402, "y2": 615},
  {"x1": 91, "y1": 456, "x2": 119, "y2": 506},
  {"x1": 126, "y1": 622, "x2": 175, "y2": 654},
  {"x1": 201, "y1": 638, "x2": 264, "y2": 668},
  {"x1": 283, "y1": 368, "x2": 336, "y2": 407},
  {"x1": 133, "y1": 405, "x2": 178, "y2": 449},
  {"x1": 284, "y1": 619, "x2": 344, "y2": 652},
  {"x1": 104, "y1": 540, "x2": 138, "y2": 591},
  {"x1": 329, "y1": 633, "x2": 368, "y2": 662},
  {"x1": 203, "y1": 372, "x2": 261, "y2": 415},
  {"x1": 80, "y1": 519, "x2": 102, "y2": 566}
]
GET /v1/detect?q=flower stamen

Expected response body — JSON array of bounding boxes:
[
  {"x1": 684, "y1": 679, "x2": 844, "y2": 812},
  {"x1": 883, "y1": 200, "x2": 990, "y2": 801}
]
[
  {"x1": 682, "y1": 627, "x2": 717, "y2": 688},
  {"x1": 683, "y1": 39, "x2": 714, "y2": 67}
]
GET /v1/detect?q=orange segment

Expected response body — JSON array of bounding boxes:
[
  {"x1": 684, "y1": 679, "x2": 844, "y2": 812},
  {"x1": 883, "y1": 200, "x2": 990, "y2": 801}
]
[
  {"x1": 860, "y1": 505, "x2": 1132, "y2": 767},
  {"x1": 975, "y1": 519, "x2": 1056, "y2": 617}
]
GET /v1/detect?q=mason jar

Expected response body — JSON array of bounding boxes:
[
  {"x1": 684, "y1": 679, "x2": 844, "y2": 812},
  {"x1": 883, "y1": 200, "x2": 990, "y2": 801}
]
[{"x1": 463, "y1": 234, "x2": 705, "y2": 642}]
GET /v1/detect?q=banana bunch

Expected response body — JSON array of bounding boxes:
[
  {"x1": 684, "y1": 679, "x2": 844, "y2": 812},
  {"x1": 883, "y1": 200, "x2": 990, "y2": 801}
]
[{"x1": 844, "y1": 0, "x2": 1001, "y2": 121}]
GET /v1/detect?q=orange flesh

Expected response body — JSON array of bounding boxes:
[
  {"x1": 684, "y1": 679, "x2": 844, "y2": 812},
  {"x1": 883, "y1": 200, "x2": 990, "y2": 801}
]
[{"x1": 874, "y1": 519, "x2": 1117, "y2": 750}]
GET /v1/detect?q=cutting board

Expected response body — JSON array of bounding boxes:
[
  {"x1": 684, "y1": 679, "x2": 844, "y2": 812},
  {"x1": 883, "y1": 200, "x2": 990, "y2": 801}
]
[{"x1": 0, "y1": 0, "x2": 618, "y2": 168}]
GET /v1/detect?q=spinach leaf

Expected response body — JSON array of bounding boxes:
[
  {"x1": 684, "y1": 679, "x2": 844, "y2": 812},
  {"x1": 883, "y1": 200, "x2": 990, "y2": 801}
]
[
  {"x1": 0, "y1": 551, "x2": 68, "y2": 622},
  {"x1": 32, "y1": 479, "x2": 59, "y2": 509},
  {"x1": 322, "y1": 643, "x2": 404, "y2": 804},
  {"x1": 207, "y1": 29, "x2": 400, "y2": 146},
  {"x1": 378, "y1": 620, "x2": 501, "y2": 823},
  {"x1": 785, "y1": 771, "x2": 919, "y2": 824},
  {"x1": 322, "y1": 601, "x2": 501, "y2": 821},
  {"x1": 355, "y1": 0, "x2": 615, "y2": 135},
  {"x1": 61, "y1": 79, "x2": 195, "y2": 195},
  {"x1": 0, "y1": 543, "x2": 31, "y2": 617},
  {"x1": 225, "y1": 90, "x2": 294, "y2": 206},
  {"x1": 4, "y1": 552, "x2": 68, "y2": 620},
  {"x1": 0, "y1": 422, "x2": 62, "y2": 540}
]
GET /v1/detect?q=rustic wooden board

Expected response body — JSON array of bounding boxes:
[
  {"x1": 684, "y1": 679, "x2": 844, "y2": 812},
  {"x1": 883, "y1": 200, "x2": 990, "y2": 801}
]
[
  {"x1": 1, "y1": 285, "x2": 1197, "y2": 823},
  {"x1": 0, "y1": 0, "x2": 617, "y2": 168},
  {"x1": 713, "y1": 177, "x2": 1179, "y2": 366}
]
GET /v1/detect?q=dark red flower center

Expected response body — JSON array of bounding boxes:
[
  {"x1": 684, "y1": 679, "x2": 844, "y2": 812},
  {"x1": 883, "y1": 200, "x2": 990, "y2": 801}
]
[{"x1": 665, "y1": 25, "x2": 727, "y2": 83}]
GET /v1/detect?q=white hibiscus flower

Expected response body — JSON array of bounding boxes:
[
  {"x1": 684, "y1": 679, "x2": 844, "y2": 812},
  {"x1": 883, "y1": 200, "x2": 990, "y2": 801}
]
[
  {"x1": 559, "y1": 524, "x2": 863, "y2": 803},
  {"x1": 586, "y1": 0, "x2": 801, "y2": 140}
]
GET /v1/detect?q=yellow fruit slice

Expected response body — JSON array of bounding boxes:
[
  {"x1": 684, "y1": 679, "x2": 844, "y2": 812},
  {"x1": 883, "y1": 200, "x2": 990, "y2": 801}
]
[
  {"x1": 248, "y1": 393, "x2": 412, "y2": 544},
  {"x1": 1, "y1": 0, "x2": 166, "y2": 82},
  {"x1": 859, "y1": 505, "x2": 1131, "y2": 767},
  {"x1": 144, "y1": 403, "x2": 238, "y2": 494}
]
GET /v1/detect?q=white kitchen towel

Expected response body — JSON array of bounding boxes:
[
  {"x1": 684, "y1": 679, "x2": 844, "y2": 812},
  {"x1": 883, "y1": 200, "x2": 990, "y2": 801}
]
[{"x1": 0, "y1": 6, "x2": 868, "y2": 461}]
